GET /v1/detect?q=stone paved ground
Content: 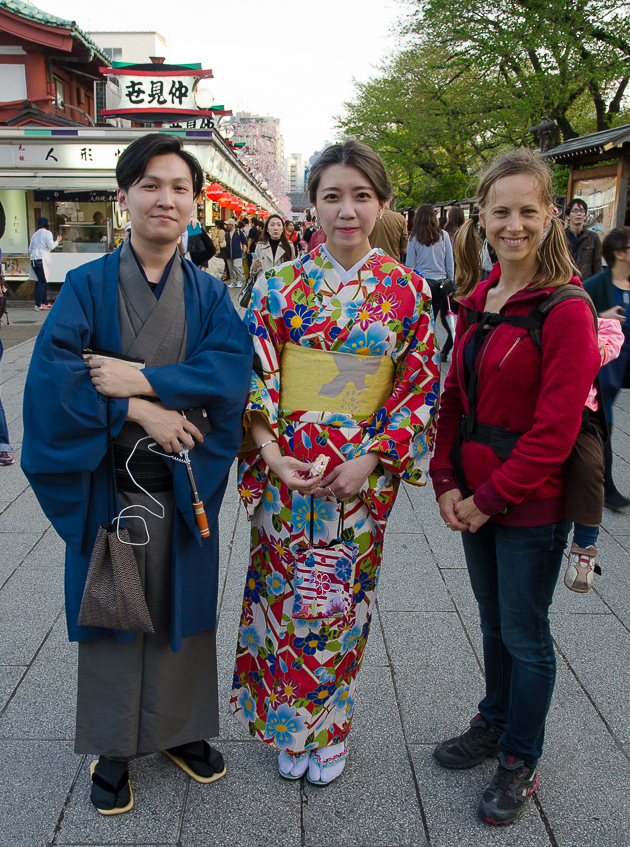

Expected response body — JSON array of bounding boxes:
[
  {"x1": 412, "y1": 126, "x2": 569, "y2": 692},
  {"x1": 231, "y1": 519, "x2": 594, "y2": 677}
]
[{"x1": 0, "y1": 318, "x2": 629, "y2": 847}]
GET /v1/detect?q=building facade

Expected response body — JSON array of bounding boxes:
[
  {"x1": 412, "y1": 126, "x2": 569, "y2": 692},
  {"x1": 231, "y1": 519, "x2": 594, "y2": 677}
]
[
  {"x1": 0, "y1": 0, "x2": 110, "y2": 128},
  {"x1": 285, "y1": 152, "x2": 305, "y2": 193},
  {"x1": 87, "y1": 31, "x2": 169, "y2": 66}
]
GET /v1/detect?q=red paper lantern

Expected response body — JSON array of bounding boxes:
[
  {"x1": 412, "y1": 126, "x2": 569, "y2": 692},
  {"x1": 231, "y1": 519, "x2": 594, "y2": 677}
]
[
  {"x1": 245, "y1": 203, "x2": 257, "y2": 214},
  {"x1": 218, "y1": 192, "x2": 231, "y2": 208},
  {"x1": 206, "y1": 183, "x2": 223, "y2": 200}
]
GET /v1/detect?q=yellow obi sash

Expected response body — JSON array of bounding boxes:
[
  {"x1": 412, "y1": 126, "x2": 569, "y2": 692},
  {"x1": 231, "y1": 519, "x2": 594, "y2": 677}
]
[{"x1": 280, "y1": 342, "x2": 394, "y2": 418}]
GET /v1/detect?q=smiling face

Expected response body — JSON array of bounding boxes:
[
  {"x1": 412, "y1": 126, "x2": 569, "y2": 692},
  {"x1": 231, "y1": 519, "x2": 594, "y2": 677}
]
[
  {"x1": 315, "y1": 164, "x2": 384, "y2": 265},
  {"x1": 117, "y1": 153, "x2": 195, "y2": 248},
  {"x1": 285, "y1": 221, "x2": 294, "y2": 234},
  {"x1": 480, "y1": 173, "x2": 551, "y2": 268}
]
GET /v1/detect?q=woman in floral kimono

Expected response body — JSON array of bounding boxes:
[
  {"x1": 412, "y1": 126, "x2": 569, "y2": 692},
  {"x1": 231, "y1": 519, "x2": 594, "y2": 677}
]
[{"x1": 230, "y1": 141, "x2": 439, "y2": 785}]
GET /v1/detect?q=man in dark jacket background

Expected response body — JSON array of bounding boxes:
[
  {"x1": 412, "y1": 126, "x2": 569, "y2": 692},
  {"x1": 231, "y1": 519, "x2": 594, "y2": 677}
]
[{"x1": 565, "y1": 198, "x2": 602, "y2": 279}]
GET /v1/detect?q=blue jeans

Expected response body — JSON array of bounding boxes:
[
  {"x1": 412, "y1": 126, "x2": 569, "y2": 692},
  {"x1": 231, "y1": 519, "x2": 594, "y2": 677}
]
[
  {"x1": 31, "y1": 259, "x2": 49, "y2": 307},
  {"x1": 0, "y1": 338, "x2": 11, "y2": 452},
  {"x1": 461, "y1": 519, "x2": 570, "y2": 767}
]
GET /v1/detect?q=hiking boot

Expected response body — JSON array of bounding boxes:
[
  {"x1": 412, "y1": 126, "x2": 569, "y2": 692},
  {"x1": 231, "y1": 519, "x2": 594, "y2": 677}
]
[
  {"x1": 564, "y1": 542, "x2": 598, "y2": 593},
  {"x1": 433, "y1": 714, "x2": 501, "y2": 769},
  {"x1": 479, "y1": 751, "x2": 538, "y2": 826}
]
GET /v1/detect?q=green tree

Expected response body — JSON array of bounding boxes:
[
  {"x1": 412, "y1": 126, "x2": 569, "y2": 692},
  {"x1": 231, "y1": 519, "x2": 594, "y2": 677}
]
[
  {"x1": 338, "y1": 0, "x2": 630, "y2": 203},
  {"x1": 402, "y1": 0, "x2": 630, "y2": 140}
]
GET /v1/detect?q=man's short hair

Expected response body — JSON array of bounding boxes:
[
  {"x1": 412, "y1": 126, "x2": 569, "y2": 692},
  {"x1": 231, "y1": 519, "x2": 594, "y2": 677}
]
[
  {"x1": 116, "y1": 133, "x2": 204, "y2": 198},
  {"x1": 567, "y1": 197, "x2": 588, "y2": 215},
  {"x1": 602, "y1": 226, "x2": 630, "y2": 268}
]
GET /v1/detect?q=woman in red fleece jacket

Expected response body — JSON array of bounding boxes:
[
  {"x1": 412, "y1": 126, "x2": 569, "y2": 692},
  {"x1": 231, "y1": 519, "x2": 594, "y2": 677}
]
[{"x1": 429, "y1": 150, "x2": 600, "y2": 827}]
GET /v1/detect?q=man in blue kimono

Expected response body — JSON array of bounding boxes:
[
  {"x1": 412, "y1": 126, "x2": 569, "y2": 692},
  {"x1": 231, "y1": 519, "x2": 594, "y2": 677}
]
[{"x1": 22, "y1": 134, "x2": 253, "y2": 815}]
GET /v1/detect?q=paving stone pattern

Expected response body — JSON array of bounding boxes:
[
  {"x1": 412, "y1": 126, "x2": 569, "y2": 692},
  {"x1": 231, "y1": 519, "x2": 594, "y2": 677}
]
[{"x1": 0, "y1": 329, "x2": 629, "y2": 847}]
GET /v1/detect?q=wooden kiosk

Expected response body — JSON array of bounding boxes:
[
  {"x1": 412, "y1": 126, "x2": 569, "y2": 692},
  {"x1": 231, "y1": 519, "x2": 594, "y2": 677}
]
[{"x1": 543, "y1": 123, "x2": 630, "y2": 233}]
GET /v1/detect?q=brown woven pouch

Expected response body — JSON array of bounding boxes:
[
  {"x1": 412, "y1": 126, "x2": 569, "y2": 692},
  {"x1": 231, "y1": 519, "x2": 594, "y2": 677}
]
[
  {"x1": 78, "y1": 524, "x2": 154, "y2": 632},
  {"x1": 77, "y1": 397, "x2": 154, "y2": 633}
]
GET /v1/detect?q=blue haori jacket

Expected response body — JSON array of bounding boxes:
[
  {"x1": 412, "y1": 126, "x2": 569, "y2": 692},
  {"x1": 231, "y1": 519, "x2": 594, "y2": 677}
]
[{"x1": 21, "y1": 247, "x2": 253, "y2": 651}]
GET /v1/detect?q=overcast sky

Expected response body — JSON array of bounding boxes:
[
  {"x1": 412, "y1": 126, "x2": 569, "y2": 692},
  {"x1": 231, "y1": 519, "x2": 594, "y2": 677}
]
[{"x1": 44, "y1": 0, "x2": 405, "y2": 160}]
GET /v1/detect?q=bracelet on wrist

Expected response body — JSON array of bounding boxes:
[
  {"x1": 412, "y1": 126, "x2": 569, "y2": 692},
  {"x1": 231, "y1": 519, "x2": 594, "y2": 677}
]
[{"x1": 258, "y1": 438, "x2": 278, "y2": 455}]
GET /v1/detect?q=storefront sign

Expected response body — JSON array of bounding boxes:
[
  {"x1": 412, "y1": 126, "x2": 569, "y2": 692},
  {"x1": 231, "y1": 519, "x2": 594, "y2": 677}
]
[
  {"x1": 99, "y1": 66, "x2": 230, "y2": 123},
  {"x1": 33, "y1": 189, "x2": 118, "y2": 202},
  {"x1": 116, "y1": 75, "x2": 198, "y2": 111},
  {"x1": 0, "y1": 142, "x2": 124, "y2": 170}
]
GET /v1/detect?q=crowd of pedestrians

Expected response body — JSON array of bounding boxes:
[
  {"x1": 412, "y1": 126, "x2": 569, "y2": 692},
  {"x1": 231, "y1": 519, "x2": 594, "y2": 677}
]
[{"x1": 0, "y1": 128, "x2": 624, "y2": 835}]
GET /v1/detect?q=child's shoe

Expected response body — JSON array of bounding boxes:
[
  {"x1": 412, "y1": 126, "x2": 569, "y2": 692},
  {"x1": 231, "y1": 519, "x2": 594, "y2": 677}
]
[{"x1": 564, "y1": 542, "x2": 598, "y2": 593}]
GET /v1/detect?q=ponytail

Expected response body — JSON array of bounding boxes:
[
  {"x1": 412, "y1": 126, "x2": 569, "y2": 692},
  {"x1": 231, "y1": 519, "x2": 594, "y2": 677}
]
[
  {"x1": 530, "y1": 215, "x2": 574, "y2": 289},
  {"x1": 454, "y1": 219, "x2": 482, "y2": 298}
]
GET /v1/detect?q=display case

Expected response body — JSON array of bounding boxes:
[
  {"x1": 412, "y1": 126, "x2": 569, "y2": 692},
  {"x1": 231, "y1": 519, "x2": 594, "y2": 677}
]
[{"x1": 58, "y1": 222, "x2": 110, "y2": 253}]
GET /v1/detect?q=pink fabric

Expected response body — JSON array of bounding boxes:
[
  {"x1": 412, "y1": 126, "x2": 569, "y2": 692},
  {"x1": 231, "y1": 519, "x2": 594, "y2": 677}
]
[{"x1": 585, "y1": 318, "x2": 624, "y2": 410}]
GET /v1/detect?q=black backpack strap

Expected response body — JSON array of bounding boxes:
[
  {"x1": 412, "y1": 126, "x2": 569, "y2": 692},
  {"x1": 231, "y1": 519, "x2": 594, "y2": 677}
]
[{"x1": 527, "y1": 284, "x2": 598, "y2": 356}]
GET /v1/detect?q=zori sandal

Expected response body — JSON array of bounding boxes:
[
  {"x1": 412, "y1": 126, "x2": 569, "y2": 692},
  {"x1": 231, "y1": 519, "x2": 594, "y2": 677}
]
[
  {"x1": 89, "y1": 759, "x2": 134, "y2": 815},
  {"x1": 306, "y1": 745, "x2": 349, "y2": 786},
  {"x1": 164, "y1": 740, "x2": 227, "y2": 784},
  {"x1": 278, "y1": 750, "x2": 310, "y2": 780}
]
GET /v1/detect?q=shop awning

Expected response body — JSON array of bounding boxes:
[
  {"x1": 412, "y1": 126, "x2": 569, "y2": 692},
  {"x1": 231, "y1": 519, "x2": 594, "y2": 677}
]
[{"x1": 0, "y1": 172, "x2": 117, "y2": 190}]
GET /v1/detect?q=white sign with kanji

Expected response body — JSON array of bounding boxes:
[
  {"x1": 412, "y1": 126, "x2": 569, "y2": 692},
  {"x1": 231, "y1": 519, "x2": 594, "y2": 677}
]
[{"x1": 117, "y1": 76, "x2": 197, "y2": 111}]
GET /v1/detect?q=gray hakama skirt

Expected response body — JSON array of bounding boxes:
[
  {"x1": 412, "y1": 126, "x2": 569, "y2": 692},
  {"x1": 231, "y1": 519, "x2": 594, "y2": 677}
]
[{"x1": 75, "y1": 490, "x2": 219, "y2": 760}]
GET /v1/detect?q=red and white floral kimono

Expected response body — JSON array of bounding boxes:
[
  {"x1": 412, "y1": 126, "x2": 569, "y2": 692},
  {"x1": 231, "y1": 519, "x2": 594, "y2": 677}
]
[{"x1": 229, "y1": 245, "x2": 439, "y2": 752}]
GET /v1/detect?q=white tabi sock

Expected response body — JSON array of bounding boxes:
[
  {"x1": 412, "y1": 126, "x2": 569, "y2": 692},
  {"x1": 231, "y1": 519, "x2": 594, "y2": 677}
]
[
  {"x1": 278, "y1": 750, "x2": 309, "y2": 778},
  {"x1": 308, "y1": 741, "x2": 347, "y2": 784}
]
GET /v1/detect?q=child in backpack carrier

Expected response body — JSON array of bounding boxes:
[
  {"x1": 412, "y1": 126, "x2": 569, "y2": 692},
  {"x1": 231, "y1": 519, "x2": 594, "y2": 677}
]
[{"x1": 563, "y1": 317, "x2": 624, "y2": 593}]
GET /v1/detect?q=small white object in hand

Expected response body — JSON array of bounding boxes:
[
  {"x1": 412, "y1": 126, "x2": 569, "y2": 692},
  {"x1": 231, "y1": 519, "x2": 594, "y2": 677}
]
[{"x1": 309, "y1": 453, "x2": 330, "y2": 477}]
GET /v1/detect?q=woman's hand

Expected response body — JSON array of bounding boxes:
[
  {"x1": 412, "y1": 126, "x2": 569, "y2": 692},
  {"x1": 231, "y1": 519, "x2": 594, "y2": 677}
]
[
  {"x1": 437, "y1": 489, "x2": 469, "y2": 532},
  {"x1": 599, "y1": 305, "x2": 626, "y2": 323},
  {"x1": 251, "y1": 258, "x2": 262, "y2": 274},
  {"x1": 316, "y1": 453, "x2": 379, "y2": 501},
  {"x1": 453, "y1": 495, "x2": 490, "y2": 533},
  {"x1": 265, "y1": 452, "x2": 322, "y2": 494},
  {"x1": 89, "y1": 358, "x2": 156, "y2": 398},
  {"x1": 128, "y1": 398, "x2": 203, "y2": 453}
]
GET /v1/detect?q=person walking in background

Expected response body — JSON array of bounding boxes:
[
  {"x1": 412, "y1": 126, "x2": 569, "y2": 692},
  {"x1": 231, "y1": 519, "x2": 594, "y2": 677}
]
[
  {"x1": 368, "y1": 198, "x2": 408, "y2": 263},
  {"x1": 565, "y1": 198, "x2": 602, "y2": 280},
  {"x1": 303, "y1": 216, "x2": 317, "y2": 251},
  {"x1": 238, "y1": 220, "x2": 250, "y2": 277},
  {"x1": 584, "y1": 226, "x2": 630, "y2": 511},
  {"x1": 230, "y1": 140, "x2": 438, "y2": 787},
  {"x1": 28, "y1": 216, "x2": 60, "y2": 311},
  {"x1": 247, "y1": 217, "x2": 261, "y2": 259},
  {"x1": 308, "y1": 224, "x2": 326, "y2": 251},
  {"x1": 407, "y1": 204, "x2": 455, "y2": 361},
  {"x1": 187, "y1": 221, "x2": 216, "y2": 271},
  {"x1": 444, "y1": 205, "x2": 465, "y2": 251},
  {"x1": 249, "y1": 214, "x2": 294, "y2": 280},
  {"x1": 0, "y1": 272, "x2": 13, "y2": 466},
  {"x1": 225, "y1": 217, "x2": 247, "y2": 288},
  {"x1": 285, "y1": 220, "x2": 299, "y2": 257},
  {"x1": 430, "y1": 149, "x2": 600, "y2": 827}
]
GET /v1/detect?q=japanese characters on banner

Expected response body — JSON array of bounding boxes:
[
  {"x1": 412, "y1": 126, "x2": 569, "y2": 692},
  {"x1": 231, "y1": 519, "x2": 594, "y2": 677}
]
[{"x1": 118, "y1": 76, "x2": 197, "y2": 111}]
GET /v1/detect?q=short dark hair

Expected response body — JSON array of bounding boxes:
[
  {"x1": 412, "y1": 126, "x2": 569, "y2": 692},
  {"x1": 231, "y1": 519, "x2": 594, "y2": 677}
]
[
  {"x1": 116, "y1": 133, "x2": 204, "y2": 197},
  {"x1": 566, "y1": 197, "x2": 588, "y2": 214},
  {"x1": 602, "y1": 226, "x2": 630, "y2": 268},
  {"x1": 307, "y1": 140, "x2": 392, "y2": 204}
]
